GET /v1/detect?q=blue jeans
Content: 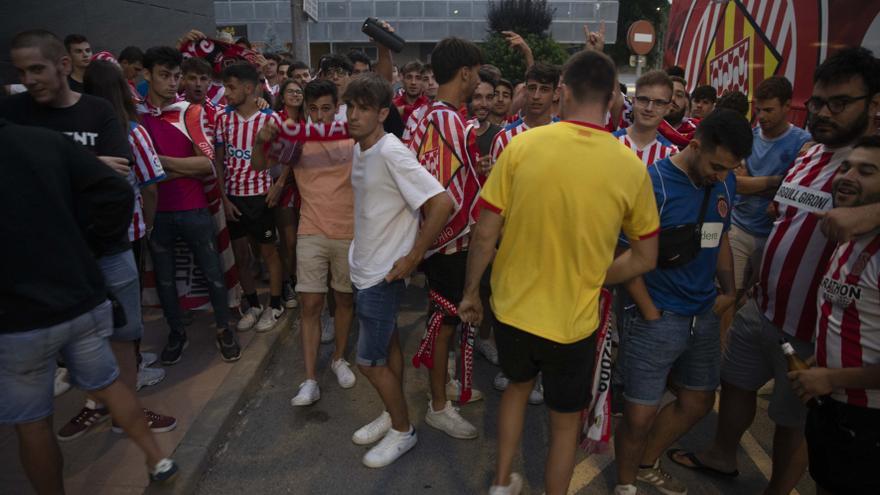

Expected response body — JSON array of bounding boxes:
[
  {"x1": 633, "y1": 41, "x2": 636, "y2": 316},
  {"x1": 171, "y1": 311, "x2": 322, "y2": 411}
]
[
  {"x1": 97, "y1": 249, "x2": 142, "y2": 342},
  {"x1": 623, "y1": 308, "x2": 721, "y2": 406},
  {"x1": 354, "y1": 280, "x2": 405, "y2": 367},
  {"x1": 0, "y1": 301, "x2": 118, "y2": 424},
  {"x1": 148, "y1": 208, "x2": 230, "y2": 334}
]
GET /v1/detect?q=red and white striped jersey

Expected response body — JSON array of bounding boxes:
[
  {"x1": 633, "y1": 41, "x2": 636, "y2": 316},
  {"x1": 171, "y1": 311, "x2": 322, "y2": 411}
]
[
  {"x1": 614, "y1": 128, "x2": 678, "y2": 166},
  {"x1": 816, "y1": 232, "x2": 880, "y2": 409},
  {"x1": 264, "y1": 80, "x2": 279, "y2": 98},
  {"x1": 127, "y1": 80, "x2": 142, "y2": 104},
  {"x1": 401, "y1": 102, "x2": 430, "y2": 146},
  {"x1": 206, "y1": 80, "x2": 227, "y2": 107},
  {"x1": 407, "y1": 101, "x2": 480, "y2": 256},
  {"x1": 490, "y1": 120, "x2": 530, "y2": 162},
  {"x1": 128, "y1": 122, "x2": 166, "y2": 241},
  {"x1": 201, "y1": 99, "x2": 224, "y2": 143},
  {"x1": 758, "y1": 144, "x2": 849, "y2": 341},
  {"x1": 215, "y1": 108, "x2": 281, "y2": 196}
]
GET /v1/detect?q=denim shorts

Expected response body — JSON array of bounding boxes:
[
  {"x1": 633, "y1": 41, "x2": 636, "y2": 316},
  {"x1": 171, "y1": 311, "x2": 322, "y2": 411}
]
[
  {"x1": 355, "y1": 280, "x2": 405, "y2": 367},
  {"x1": 0, "y1": 301, "x2": 119, "y2": 424},
  {"x1": 98, "y1": 249, "x2": 143, "y2": 342},
  {"x1": 623, "y1": 308, "x2": 721, "y2": 406}
]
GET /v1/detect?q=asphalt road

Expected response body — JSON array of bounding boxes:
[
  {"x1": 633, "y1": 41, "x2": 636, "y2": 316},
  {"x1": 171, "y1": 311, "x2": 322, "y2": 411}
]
[{"x1": 196, "y1": 284, "x2": 816, "y2": 495}]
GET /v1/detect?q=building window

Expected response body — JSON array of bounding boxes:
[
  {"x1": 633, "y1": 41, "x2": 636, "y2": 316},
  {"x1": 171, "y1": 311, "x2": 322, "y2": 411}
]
[
  {"x1": 325, "y1": 2, "x2": 348, "y2": 18},
  {"x1": 375, "y1": 1, "x2": 397, "y2": 18}
]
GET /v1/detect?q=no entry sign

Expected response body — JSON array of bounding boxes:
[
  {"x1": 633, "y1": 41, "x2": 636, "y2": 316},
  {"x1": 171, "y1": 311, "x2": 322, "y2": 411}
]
[{"x1": 627, "y1": 20, "x2": 656, "y2": 55}]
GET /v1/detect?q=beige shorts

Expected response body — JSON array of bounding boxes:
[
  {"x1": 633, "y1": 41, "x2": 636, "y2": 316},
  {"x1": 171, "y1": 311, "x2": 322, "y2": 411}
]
[
  {"x1": 295, "y1": 235, "x2": 352, "y2": 293},
  {"x1": 729, "y1": 224, "x2": 766, "y2": 293}
]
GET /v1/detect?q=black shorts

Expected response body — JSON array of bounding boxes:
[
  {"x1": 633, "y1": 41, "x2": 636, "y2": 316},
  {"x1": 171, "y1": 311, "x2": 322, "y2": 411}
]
[
  {"x1": 495, "y1": 321, "x2": 597, "y2": 413},
  {"x1": 228, "y1": 195, "x2": 277, "y2": 243},
  {"x1": 422, "y1": 251, "x2": 468, "y2": 325},
  {"x1": 806, "y1": 398, "x2": 880, "y2": 493}
]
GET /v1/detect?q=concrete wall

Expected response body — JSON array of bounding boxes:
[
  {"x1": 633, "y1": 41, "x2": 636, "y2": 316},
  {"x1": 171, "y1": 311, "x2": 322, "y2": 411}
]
[{"x1": 1, "y1": 0, "x2": 215, "y2": 84}]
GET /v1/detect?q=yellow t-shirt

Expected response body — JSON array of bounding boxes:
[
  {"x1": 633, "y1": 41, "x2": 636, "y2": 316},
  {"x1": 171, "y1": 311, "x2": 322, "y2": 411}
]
[{"x1": 480, "y1": 121, "x2": 659, "y2": 344}]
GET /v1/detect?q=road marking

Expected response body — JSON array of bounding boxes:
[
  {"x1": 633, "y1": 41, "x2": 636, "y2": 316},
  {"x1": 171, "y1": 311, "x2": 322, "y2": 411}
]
[
  {"x1": 741, "y1": 430, "x2": 773, "y2": 480},
  {"x1": 555, "y1": 398, "x2": 800, "y2": 494},
  {"x1": 566, "y1": 448, "x2": 615, "y2": 494}
]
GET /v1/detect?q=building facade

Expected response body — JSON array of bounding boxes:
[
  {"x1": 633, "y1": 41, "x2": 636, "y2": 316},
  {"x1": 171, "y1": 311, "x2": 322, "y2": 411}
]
[
  {"x1": 1, "y1": 0, "x2": 214, "y2": 84},
  {"x1": 214, "y1": 0, "x2": 619, "y2": 65}
]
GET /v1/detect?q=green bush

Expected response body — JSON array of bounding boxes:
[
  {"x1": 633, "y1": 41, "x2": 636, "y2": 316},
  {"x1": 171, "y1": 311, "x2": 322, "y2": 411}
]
[{"x1": 482, "y1": 32, "x2": 569, "y2": 83}]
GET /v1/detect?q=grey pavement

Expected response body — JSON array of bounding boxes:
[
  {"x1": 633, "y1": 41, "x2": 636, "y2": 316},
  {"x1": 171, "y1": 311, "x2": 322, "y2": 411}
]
[{"x1": 196, "y1": 284, "x2": 816, "y2": 495}]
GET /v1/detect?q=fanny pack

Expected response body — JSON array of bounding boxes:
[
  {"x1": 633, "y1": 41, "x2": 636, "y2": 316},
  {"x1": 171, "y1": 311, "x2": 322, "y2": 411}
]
[{"x1": 657, "y1": 186, "x2": 711, "y2": 269}]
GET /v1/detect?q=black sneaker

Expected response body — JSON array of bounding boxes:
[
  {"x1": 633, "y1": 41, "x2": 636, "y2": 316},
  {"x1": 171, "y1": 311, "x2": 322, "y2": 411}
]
[
  {"x1": 216, "y1": 328, "x2": 241, "y2": 362},
  {"x1": 161, "y1": 332, "x2": 188, "y2": 365},
  {"x1": 149, "y1": 458, "x2": 179, "y2": 483}
]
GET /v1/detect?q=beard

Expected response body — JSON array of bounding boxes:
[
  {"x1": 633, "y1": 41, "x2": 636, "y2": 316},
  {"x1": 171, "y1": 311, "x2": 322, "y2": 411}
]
[
  {"x1": 809, "y1": 109, "x2": 869, "y2": 148},
  {"x1": 666, "y1": 107, "x2": 686, "y2": 125}
]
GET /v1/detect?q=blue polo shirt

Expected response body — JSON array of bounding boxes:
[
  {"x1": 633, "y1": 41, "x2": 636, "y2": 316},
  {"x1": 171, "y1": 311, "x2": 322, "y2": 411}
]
[
  {"x1": 732, "y1": 125, "x2": 810, "y2": 237},
  {"x1": 643, "y1": 157, "x2": 736, "y2": 316}
]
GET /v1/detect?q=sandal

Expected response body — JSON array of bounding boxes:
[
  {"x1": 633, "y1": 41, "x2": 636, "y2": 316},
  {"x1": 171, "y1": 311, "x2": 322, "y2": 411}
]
[{"x1": 666, "y1": 448, "x2": 739, "y2": 477}]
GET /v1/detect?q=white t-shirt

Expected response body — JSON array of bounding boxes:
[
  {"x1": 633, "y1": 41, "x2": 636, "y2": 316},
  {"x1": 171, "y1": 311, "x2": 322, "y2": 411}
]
[
  {"x1": 335, "y1": 104, "x2": 348, "y2": 122},
  {"x1": 349, "y1": 133, "x2": 446, "y2": 290}
]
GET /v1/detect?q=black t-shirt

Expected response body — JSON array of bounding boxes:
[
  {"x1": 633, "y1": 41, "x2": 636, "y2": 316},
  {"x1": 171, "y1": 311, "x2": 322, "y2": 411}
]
[
  {"x1": 0, "y1": 92, "x2": 133, "y2": 254},
  {"x1": 476, "y1": 123, "x2": 502, "y2": 157},
  {"x1": 0, "y1": 93, "x2": 130, "y2": 158},
  {"x1": 0, "y1": 119, "x2": 133, "y2": 332},
  {"x1": 68, "y1": 75, "x2": 84, "y2": 93},
  {"x1": 384, "y1": 103, "x2": 404, "y2": 139}
]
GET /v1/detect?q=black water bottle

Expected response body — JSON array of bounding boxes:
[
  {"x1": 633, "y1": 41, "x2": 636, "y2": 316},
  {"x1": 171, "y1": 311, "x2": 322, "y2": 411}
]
[{"x1": 362, "y1": 17, "x2": 405, "y2": 53}]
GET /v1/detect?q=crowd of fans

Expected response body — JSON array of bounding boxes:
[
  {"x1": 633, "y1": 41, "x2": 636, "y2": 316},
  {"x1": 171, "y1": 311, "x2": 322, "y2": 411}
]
[{"x1": 2, "y1": 20, "x2": 879, "y2": 495}]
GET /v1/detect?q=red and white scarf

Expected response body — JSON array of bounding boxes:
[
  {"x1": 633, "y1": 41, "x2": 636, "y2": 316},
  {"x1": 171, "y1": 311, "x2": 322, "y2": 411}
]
[
  {"x1": 263, "y1": 120, "x2": 351, "y2": 165},
  {"x1": 412, "y1": 290, "x2": 477, "y2": 403},
  {"x1": 579, "y1": 288, "x2": 614, "y2": 454}
]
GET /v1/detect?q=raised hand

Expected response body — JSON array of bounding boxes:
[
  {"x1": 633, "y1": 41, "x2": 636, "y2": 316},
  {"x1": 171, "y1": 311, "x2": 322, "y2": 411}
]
[{"x1": 583, "y1": 21, "x2": 606, "y2": 51}]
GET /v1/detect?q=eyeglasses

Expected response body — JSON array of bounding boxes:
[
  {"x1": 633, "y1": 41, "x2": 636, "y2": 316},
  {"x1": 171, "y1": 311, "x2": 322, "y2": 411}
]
[
  {"x1": 806, "y1": 95, "x2": 868, "y2": 114},
  {"x1": 634, "y1": 95, "x2": 671, "y2": 108},
  {"x1": 323, "y1": 68, "x2": 350, "y2": 78},
  {"x1": 285, "y1": 89, "x2": 303, "y2": 95}
]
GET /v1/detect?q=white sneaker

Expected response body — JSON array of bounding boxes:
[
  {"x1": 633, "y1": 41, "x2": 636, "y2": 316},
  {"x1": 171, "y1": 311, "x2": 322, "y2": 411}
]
[
  {"x1": 362, "y1": 426, "x2": 417, "y2": 468},
  {"x1": 493, "y1": 372, "x2": 510, "y2": 391},
  {"x1": 352, "y1": 411, "x2": 392, "y2": 445},
  {"x1": 54, "y1": 368, "x2": 71, "y2": 397},
  {"x1": 140, "y1": 351, "x2": 158, "y2": 367},
  {"x1": 331, "y1": 358, "x2": 356, "y2": 388},
  {"x1": 476, "y1": 338, "x2": 499, "y2": 365},
  {"x1": 237, "y1": 306, "x2": 262, "y2": 332},
  {"x1": 424, "y1": 401, "x2": 478, "y2": 439},
  {"x1": 255, "y1": 306, "x2": 284, "y2": 332},
  {"x1": 427, "y1": 380, "x2": 484, "y2": 403},
  {"x1": 528, "y1": 375, "x2": 544, "y2": 405},
  {"x1": 449, "y1": 379, "x2": 483, "y2": 403},
  {"x1": 136, "y1": 365, "x2": 166, "y2": 391},
  {"x1": 320, "y1": 311, "x2": 335, "y2": 344},
  {"x1": 614, "y1": 484, "x2": 639, "y2": 495},
  {"x1": 489, "y1": 473, "x2": 523, "y2": 495},
  {"x1": 290, "y1": 379, "x2": 320, "y2": 406}
]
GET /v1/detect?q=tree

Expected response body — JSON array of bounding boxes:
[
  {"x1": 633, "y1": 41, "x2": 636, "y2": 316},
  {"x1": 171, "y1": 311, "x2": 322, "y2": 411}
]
[
  {"x1": 483, "y1": 33, "x2": 568, "y2": 83},
  {"x1": 483, "y1": 0, "x2": 569, "y2": 82},
  {"x1": 487, "y1": 0, "x2": 554, "y2": 34},
  {"x1": 607, "y1": 0, "x2": 670, "y2": 68}
]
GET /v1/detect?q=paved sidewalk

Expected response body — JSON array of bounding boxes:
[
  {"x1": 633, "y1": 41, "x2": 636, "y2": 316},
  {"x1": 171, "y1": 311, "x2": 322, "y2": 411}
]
[{"x1": 0, "y1": 301, "x2": 294, "y2": 495}]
